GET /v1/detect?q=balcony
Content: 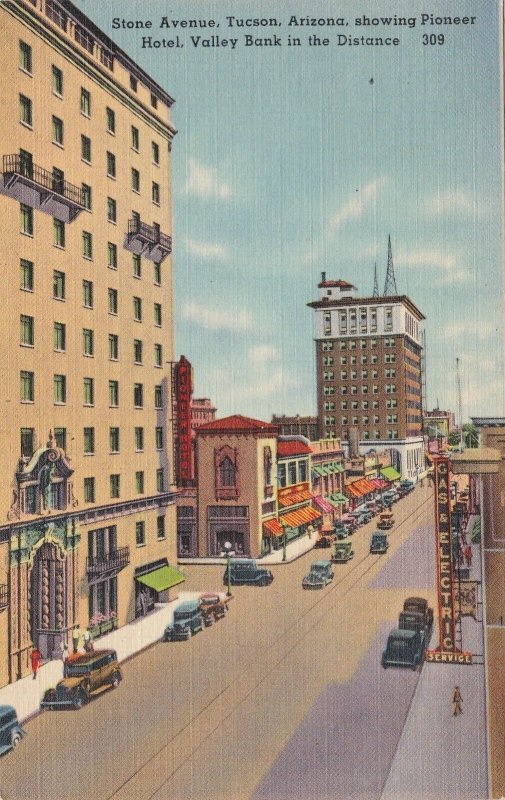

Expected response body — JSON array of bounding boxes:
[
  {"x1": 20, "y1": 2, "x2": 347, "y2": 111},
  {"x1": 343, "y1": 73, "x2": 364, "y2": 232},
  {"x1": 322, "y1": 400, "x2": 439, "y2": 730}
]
[
  {"x1": 86, "y1": 546, "x2": 130, "y2": 579},
  {"x1": 0, "y1": 155, "x2": 86, "y2": 222},
  {"x1": 124, "y1": 218, "x2": 172, "y2": 263},
  {"x1": 0, "y1": 584, "x2": 8, "y2": 610}
]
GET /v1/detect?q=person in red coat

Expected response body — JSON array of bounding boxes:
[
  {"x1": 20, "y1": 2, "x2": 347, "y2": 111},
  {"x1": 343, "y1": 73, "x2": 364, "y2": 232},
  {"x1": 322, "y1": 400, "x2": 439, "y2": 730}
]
[{"x1": 31, "y1": 647, "x2": 41, "y2": 680}]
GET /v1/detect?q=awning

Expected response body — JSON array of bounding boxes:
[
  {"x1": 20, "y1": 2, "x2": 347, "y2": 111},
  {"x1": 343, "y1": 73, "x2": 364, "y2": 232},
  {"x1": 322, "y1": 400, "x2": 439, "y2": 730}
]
[
  {"x1": 381, "y1": 467, "x2": 401, "y2": 481},
  {"x1": 369, "y1": 478, "x2": 389, "y2": 490},
  {"x1": 328, "y1": 492, "x2": 348, "y2": 506},
  {"x1": 136, "y1": 565, "x2": 185, "y2": 592},
  {"x1": 313, "y1": 495, "x2": 334, "y2": 514},
  {"x1": 312, "y1": 465, "x2": 326, "y2": 477},
  {"x1": 281, "y1": 505, "x2": 321, "y2": 528},
  {"x1": 346, "y1": 478, "x2": 376, "y2": 498},
  {"x1": 278, "y1": 489, "x2": 312, "y2": 508},
  {"x1": 263, "y1": 518, "x2": 283, "y2": 537}
]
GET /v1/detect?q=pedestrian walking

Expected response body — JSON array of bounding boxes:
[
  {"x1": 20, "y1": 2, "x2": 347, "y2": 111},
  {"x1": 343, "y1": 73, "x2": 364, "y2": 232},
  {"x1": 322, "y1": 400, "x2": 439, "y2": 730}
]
[
  {"x1": 72, "y1": 625, "x2": 81, "y2": 654},
  {"x1": 464, "y1": 545, "x2": 473, "y2": 569},
  {"x1": 83, "y1": 630, "x2": 94, "y2": 653},
  {"x1": 30, "y1": 647, "x2": 41, "y2": 680},
  {"x1": 452, "y1": 685, "x2": 463, "y2": 716}
]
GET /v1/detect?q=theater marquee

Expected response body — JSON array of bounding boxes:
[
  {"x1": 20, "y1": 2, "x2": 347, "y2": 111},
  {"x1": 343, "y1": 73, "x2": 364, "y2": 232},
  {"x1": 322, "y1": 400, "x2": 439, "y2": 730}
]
[{"x1": 425, "y1": 456, "x2": 472, "y2": 666}]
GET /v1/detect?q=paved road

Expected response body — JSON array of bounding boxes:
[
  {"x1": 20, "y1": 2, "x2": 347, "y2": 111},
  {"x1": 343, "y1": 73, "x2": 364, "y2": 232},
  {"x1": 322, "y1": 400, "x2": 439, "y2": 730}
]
[{"x1": 1, "y1": 486, "x2": 435, "y2": 800}]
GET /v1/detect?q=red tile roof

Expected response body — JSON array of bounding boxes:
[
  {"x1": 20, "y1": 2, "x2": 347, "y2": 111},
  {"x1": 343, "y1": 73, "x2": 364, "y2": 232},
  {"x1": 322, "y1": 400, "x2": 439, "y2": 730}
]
[
  {"x1": 317, "y1": 279, "x2": 356, "y2": 289},
  {"x1": 196, "y1": 414, "x2": 278, "y2": 434},
  {"x1": 277, "y1": 440, "x2": 312, "y2": 457}
]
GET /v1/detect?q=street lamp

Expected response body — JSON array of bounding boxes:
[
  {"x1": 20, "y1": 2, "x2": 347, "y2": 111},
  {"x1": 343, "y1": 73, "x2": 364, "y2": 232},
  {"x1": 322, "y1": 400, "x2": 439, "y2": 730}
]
[
  {"x1": 221, "y1": 541, "x2": 234, "y2": 597},
  {"x1": 280, "y1": 521, "x2": 288, "y2": 562}
]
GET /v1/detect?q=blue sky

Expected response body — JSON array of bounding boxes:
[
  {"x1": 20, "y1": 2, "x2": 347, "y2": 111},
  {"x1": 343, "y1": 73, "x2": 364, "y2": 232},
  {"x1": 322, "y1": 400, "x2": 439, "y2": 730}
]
[{"x1": 76, "y1": 0, "x2": 504, "y2": 422}]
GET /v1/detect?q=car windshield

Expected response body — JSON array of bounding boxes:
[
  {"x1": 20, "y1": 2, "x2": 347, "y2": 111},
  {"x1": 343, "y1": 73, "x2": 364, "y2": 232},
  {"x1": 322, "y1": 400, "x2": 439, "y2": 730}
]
[
  {"x1": 388, "y1": 639, "x2": 412, "y2": 656},
  {"x1": 66, "y1": 663, "x2": 92, "y2": 677}
]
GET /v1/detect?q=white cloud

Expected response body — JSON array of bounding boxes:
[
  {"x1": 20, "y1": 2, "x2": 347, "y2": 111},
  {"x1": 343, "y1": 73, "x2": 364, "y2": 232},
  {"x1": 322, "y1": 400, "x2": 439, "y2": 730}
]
[
  {"x1": 232, "y1": 369, "x2": 300, "y2": 401},
  {"x1": 182, "y1": 301, "x2": 252, "y2": 332},
  {"x1": 421, "y1": 190, "x2": 482, "y2": 218},
  {"x1": 186, "y1": 239, "x2": 228, "y2": 260},
  {"x1": 184, "y1": 158, "x2": 232, "y2": 199},
  {"x1": 397, "y1": 248, "x2": 468, "y2": 285},
  {"x1": 439, "y1": 320, "x2": 499, "y2": 341},
  {"x1": 328, "y1": 179, "x2": 385, "y2": 231},
  {"x1": 249, "y1": 344, "x2": 279, "y2": 365}
]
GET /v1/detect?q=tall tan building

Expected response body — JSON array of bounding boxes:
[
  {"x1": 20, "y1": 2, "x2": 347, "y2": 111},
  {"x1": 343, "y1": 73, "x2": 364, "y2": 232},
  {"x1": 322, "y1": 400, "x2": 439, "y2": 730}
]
[
  {"x1": 308, "y1": 273, "x2": 425, "y2": 480},
  {"x1": 0, "y1": 0, "x2": 179, "y2": 685}
]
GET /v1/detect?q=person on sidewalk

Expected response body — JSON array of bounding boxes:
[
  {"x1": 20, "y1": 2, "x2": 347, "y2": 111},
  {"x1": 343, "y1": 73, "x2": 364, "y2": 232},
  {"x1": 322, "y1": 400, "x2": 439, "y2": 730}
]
[
  {"x1": 83, "y1": 630, "x2": 94, "y2": 654},
  {"x1": 30, "y1": 647, "x2": 41, "y2": 680},
  {"x1": 452, "y1": 685, "x2": 463, "y2": 716},
  {"x1": 464, "y1": 545, "x2": 473, "y2": 569}
]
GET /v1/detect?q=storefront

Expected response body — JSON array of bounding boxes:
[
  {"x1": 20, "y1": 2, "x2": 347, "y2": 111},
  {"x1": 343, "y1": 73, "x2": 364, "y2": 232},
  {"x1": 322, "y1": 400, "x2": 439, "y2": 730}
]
[{"x1": 134, "y1": 559, "x2": 185, "y2": 618}]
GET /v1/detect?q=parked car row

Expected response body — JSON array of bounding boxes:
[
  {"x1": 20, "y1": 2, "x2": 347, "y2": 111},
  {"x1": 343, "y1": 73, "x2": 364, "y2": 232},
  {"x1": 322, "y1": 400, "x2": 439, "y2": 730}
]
[
  {"x1": 164, "y1": 592, "x2": 230, "y2": 641},
  {"x1": 381, "y1": 596, "x2": 434, "y2": 670}
]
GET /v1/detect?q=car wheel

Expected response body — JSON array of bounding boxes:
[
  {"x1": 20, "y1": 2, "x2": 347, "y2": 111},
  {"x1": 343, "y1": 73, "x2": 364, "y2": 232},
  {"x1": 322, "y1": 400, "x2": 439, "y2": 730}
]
[
  {"x1": 11, "y1": 733, "x2": 22, "y2": 749},
  {"x1": 110, "y1": 671, "x2": 121, "y2": 689},
  {"x1": 73, "y1": 689, "x2": 86, "y2": 709}
]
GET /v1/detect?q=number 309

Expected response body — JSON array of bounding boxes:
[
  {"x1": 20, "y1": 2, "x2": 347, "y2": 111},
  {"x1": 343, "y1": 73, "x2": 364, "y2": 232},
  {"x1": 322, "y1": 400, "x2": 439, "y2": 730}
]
[{"x1": 422, "y1": 34, "x2": 445, "y2": 45}]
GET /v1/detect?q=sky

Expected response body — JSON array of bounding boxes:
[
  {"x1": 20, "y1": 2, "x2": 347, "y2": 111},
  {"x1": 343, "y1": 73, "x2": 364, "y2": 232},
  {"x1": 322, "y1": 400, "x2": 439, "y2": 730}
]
[{"x1": 75, "y1": 0, "x2": 504, "y2": 423}]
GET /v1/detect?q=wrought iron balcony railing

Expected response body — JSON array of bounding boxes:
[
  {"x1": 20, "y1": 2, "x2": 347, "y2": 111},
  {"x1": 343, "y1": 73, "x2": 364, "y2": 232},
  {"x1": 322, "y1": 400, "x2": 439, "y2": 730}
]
[
  {"x1": 124, "y1": 218, "x2": 172, "y2": 263},
  {"x1": 86, "y1": 547, "x2": 130, "y2": 579},
  {"x1": 1, "y1": 155, "x2": 86, "y2": 222}
]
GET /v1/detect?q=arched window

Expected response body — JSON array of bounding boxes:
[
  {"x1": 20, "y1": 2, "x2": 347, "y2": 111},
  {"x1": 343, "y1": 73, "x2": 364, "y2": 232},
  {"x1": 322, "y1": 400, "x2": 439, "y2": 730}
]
[{"x1": 220, "y1": 456, "x2": 235, "y2": 487}]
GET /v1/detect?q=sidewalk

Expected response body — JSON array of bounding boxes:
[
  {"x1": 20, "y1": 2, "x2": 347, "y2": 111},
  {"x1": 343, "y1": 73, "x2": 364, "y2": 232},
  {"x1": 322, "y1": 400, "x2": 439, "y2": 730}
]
[
  {"x1": 381, "y1": 539, "x2": 488, "y2": 800},
  {"x1": 179, "y1": 530, "x2": 317, "y2": 566}
]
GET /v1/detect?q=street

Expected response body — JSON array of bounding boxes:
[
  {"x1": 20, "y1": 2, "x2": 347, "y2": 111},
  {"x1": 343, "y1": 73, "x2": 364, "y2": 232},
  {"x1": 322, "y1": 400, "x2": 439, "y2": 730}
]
[{"x1": 1, "y1": 487, "x2": 436, "y2": 800}]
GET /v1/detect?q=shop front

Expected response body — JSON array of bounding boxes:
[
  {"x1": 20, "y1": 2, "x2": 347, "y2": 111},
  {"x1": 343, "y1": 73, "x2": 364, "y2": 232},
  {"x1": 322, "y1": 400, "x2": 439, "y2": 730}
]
[{"x1": 134, "y1": 559, "x2": 185, "y2": 618}]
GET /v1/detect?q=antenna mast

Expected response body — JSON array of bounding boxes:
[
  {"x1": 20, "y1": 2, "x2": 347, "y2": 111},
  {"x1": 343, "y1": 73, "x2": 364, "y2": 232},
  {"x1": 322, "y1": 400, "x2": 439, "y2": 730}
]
[
  {"x1": 383, "y1": 235, "x2": 398, "y2": 296},
  {"x1": 373, "y1": 263, "x2": 379, "y2": 297}
]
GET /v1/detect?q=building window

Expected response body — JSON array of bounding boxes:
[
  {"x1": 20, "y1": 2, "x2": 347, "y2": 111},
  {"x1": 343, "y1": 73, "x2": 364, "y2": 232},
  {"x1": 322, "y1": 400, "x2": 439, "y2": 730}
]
[
  {"x1": 83, "y1": 477, "x2": 95, "y2": 503},
  {"x1": 100, "y1": 49, "x2": 113, "y2": 69},
  {"x1": 385, "y1": 307, "x2": 393, "y2": 331},
  {"x1": 20, "y1": 259, "x2": 34, "y2": 291},
  {"x1": 288, "y1": 461, "x2": 297, "y2": 484},
  {"x1": 157, "y1": 516, "x2": 165, "y2": 540},
  {"x1": 135, "y1": 427, "x2": 144, "y2": 452},
  {"x1": 20, "y1": 204, "x2": 33, "y2": 236},
  {"x1": 135, "y1": 471, "x2": 144, "y2": 493},
  {"x1": 53, "y1": 218, "x2": 65, "y2": 248},
  {"x1": 109, "y1": 427, "x2": 119, "y2": 453},
  {"x1": 80, "y1": 87, "x2": 91, "y2": 116},
  {"x1": 154, "y1": 344, "x2": 162, "y2": 367},
  {"x1": 322, "y1": 341, "x2": 333, "y2": 352},
  {"x1": 277, "y1": 463, "x2": 286, "y2": 488},
  {"x1": 154, "y1": 385, "x2": 163, "y2": 408},
  {"x1": 20, "y1": 314, "x2": 34, "y2": 346},
  {"x1": 107, "y1": 242, "x2": 117, "y2": 270},
  {"x1": 52, "y1": 64, "x2": 63, "y2": 95},
  {"x1": 133, "y1": 339, "x2": 143, "y2": 364},
  {"x1": 54, "y1": 321, "x2": 66, "y2": 351},
  {"x1": 385, "y1": 353, "x2": 396, "y2": 363},
  {"x1": 133, "y1": 297, "x2": 142, "y2": 321},
  {"x1": 151, "y1": 93, "x2": 158, "y2": 109},
  {"x1": 52, "y1": 115, "x2": 63, "y2": 145},
  {"x1": 21, "y1": 427, "x2": 34, "y2": 457},
  {"x1": 82, "y1": 183, "x2": 92, "y2": 210},
  {"x1": 323, "y1": 311, "x2": 331, "y2": 336},
  {"x1": 338, "y1": 310, "x2": 347, "y2": 334},
  {"x1": 83, "y1": 427, "x2": 95, "y2": 455},
  {"x1": 108, "y1": 334, "x2": 119, "y2": 360},
  {"x1": 83, "y1": 328, "x2": 94, "y2": 356},
  {"x1": 20, "y1": 94, "x2": 32, "y2": 126},
  {"x1": 134, "y1": 383, "x2": 143, "y2": 408},
  {"x1": 109, "y1": 380, "x2": 119, "y2": 407},
  {"x1": 82, "y1": 280, "x2": 93, "y2": 308},
  {"x1": 83, "y1": 377, "x2": 94, "y2": 406},
  {"x1": 156, "y1": 469, "x2": 164, "y2": 492},
  {"x1": 155, "y1": 427, "x2": 163, "y2": 450},
  {"x1": 131, "y1": 126, "x2": 139, "y2": 151},
  {"x1": 53, "y1": 270, "x2": 65, "y2": 299},
  {"x1": 82, "y1": 231, "x2": 93, "y2": 259},
  {"x1": 132, "y1": 254, "x2": 141, "y2": 278},
  {"x1": 107, "y1": 197, "x2": 117, "y2": 223},
  {"x1": 81, "y1": 134, "x2": 91, "y2": 163},
  {"x1": 19, "y1": 40, "x2": 32, "y2": 73},
  {"x1": 53, "y1": 428, "x2": 66, "y2": 450},
  {"x1": 20, "y1": 370, "x2": 34, "y2": 402},
  {"x1": 110, "y1": 474, "x2": 120, "y2": 499},
  {"x1": 106, "y1": 151, "x2": 116, "y2": 178},
  {"x1": 154, "y1": 303, "x2": 162, "y2": 326},
  {"x1": 54, "y1": 374, "x2": 66, "y2": 403},
  {"x1": 385, "y1": 384, "x2": 397, "y2": 394},
  {"x1": 153, "y1": 262, "x2": 161, "y2": 285},
  {"x1": 108, "y1": 288, "x2": 118, "y2": 314},
  {"x1": 135, "y1": 521, "x2": 145, "y2": 547},
  {"x1": 152, "y1": 182, "x2": 160, "y2": 204},
  {"x1": 152, "y1": 141, "x2": 160, "y2": 164},
  {"x1": 74, "y1": 24, "x2": 94, "y2": 52},
  {"x1": 129, "y1": 74, "x2": 138, "y2": 91},
  {"x1": 106, "y1": 107, "x2": 115, "y2": 134},
  {"x1": 131, "y1": 168, "x2": 140, "y2": 193}
]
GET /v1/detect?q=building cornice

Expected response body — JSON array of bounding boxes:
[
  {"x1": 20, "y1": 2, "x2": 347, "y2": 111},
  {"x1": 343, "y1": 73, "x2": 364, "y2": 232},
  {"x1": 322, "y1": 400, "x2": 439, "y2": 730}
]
[{"x1": 307, "y1": 294, "x2": 425, "y2": 321}]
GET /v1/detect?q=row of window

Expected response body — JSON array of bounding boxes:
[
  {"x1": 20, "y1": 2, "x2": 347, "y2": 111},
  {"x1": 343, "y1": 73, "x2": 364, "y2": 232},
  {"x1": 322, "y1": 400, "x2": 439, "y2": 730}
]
[
  {"x1": 21, "y1": 318, "x2": 164, "y2": 364},
  {"x1": 83, "y1": 469, "x2": 166, "y2": 503},
  {"x1": 325, "y1": 415, "x2": 399, "y2": 426},
  {"x1": 277, "y1": 459, "x2": 308, "y2": 487},
  {"x1": 325, "y1": 429, "x2": 399, "y2": 441},
  {"x1": 324, "y1": 399, "x2": 398, "y2": 411},
  {"x1": 20, "y1": 426, "x2": 164, "y2": 457},
  {"x1": 321, "y1": 337, "x2": 397, "y2": 351},
  {"x1": 324, "y1": 354, "x2": 397, "y2": 367},
  {"x1": 323, "y1": 384, "x2": 397, "y2": 396},
  {"x1": 323, "y1": 369, "x2": 397, "y2": 380},
  {"x1": 19, "y1": 373, "x2": 164, "y2": 408},
  {"x1": 20, "y1": 258, "x2": 162, "y2": 294}
]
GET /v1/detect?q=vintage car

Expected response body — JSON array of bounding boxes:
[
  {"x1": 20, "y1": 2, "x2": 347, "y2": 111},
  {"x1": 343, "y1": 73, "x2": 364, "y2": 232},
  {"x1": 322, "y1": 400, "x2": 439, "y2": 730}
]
[
  {"x1": 377, "y1": 512, "x2": 395, "y2": 530},
  {"x1": 400, "y1": 479, "x2": 415, "y2": 492},
  {"x1": 164, "y1": 600, "x2": 204, "y2": 640},
  {"x1": 382, "y1": 490, "x2": 399, "y2": 506},
  {"x1": 198, "y1": 592, "x2": 228, "y2": 626},
  {"x1": 370, "y1": 532, "x2": 389, "y2": 554},
  {"x1": 0, "y1": 705, "x2": 25, "y2": 755},
  {"x1": 223, "y1": 559, "x2": 273, "y2": 586},
  {"x1": 314, "y1": 530, "x2": 335, "y2": 548},
  {"x1": 333, "y1": 522, "x2": 348, "y2": 540},
  {"x1": 40, "y1": 649, "x2": 121, "y2": 710},
  {"x1": 302, "y1": 560, "x2": 334, "y2": 589},
  {"x1": 332, "y1": 540, "x2": 354, "y2": 563},
  {"x1": 381, "y1": 628, "x2": 425, "y2": 670},
  {"x1": 400, "y1": 597, "x2": 434, "y2": 645}
]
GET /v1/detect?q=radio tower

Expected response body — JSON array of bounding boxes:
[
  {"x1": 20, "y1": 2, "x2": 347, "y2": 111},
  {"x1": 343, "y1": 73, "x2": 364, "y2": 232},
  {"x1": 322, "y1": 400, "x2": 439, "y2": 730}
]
[
  {"x1": 372, "y1": 262, "x2": 379, "y2": 297},
  {"x1": 383, "y1": 235, "x2": 398, "y2": 296}
]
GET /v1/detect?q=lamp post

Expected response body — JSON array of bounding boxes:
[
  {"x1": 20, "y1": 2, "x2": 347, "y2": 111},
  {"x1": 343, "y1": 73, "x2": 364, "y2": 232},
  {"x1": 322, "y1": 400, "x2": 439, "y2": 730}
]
[
  {"x1": 279, "y1": 522, "x2": 288, "y2": 562},
  {"x1": 222, "y1": 541, "x2": 234, "y2": 597}
]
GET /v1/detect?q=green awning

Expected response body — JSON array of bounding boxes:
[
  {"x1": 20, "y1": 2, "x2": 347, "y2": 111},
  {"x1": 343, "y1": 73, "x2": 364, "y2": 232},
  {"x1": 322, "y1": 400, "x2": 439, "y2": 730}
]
[
  {"x1": 312, "y1": 465, "x2": 325, "y2": 477},
  {"x1": 328, "y1": 492, "x2": 348, "y2": 505},
  {"x1": 380, "y1": 467, "x2": 401, "y2": 481},
  {"x1": 471, "y1": 518, "x2": 481, "y2": 543},
  {"x1": 136, "y1": 565, "x2": 185, "y2": 592}
]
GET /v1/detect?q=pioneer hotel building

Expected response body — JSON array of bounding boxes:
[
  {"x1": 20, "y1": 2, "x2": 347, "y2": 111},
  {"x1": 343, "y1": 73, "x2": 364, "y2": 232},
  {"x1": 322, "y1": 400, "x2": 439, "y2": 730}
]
[{"x1": 0, "y1": 0, "x2": 180, "y2": 685}]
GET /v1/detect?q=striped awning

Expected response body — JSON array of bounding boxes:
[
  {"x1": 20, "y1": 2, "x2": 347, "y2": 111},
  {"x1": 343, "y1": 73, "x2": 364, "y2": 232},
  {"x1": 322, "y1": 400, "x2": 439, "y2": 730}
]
[
  {"x1": 381, "y1": 467, "x2": 401, "y2": 481},
  {"x1": 281, "y1": 505, "x2": 321, "y2": 529},
  {"x1": 369, "y1": 478, "x2": 389, "y2": 490},
  {"x1": 313, "y1": 495, "x2": 334, "y2": 514},
  {"x1": 263, "y1": 518, "x2": 283, "y2": 538},
  {"x1": 312, "y1": 465, "x2": 326, "y2": 477},
  {"x1": 346, "y1": 478, "x2": 376, "y2": 498},
  {"x1": 278, "y1": 489, "x2": 312, "y2": 508}
]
